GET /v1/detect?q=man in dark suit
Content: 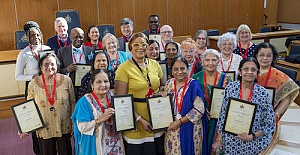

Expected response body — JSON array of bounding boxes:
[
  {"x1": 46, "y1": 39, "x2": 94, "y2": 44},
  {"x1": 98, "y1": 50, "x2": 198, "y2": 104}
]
[
  {"x1": 117, "y1": 18, "x2": 133, "y2": 52},
  {"x1": 57, "y1": 27, "x2": 95, "y2": 98},
  {"x1": 141, "y1": 14, "x2": 160, "y2": 38}
]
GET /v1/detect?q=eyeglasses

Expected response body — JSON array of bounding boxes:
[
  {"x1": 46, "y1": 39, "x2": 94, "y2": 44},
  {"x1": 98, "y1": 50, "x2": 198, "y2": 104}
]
[
  {"x1": 258, "y1": 54, "x2": 272, "y2": 58},
  {"x1": 241, "y1": 67, "x2": 258, "y2": 72},
  {"x1": 197, "y1": 37, "x2": 206, "y2": 41},
  {"x1": 161, "y1": 31, "x2": 173, "y2": 34},
  {"x1": 182, "y1": 50, "x2": 196, "y2": 53},
  {"x1": 132, "y1": 43, "x2": 149, "y2": 48},
  {"x1": 173, "y1": 67, "x2": 187, "y2": 72},
  {"x1": 121, "y1": 25, "x2": 132, "y2": 30},
  {"x1": 166, "y1": 48, "x2": 177, "y2": 52}
]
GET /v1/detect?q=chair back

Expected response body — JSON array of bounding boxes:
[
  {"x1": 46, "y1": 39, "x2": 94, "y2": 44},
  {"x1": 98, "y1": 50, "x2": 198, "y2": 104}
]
[
  {"x1": 290, "y1": 45, "x2": 300, "y2": 55},
  {"x1": 207, "y1": 29, "x2": 220, "y2": 36},
  {"x1": 56, "y1": 10, "x2": 80, "y2": 34},
  {"x1": 15, "y1": 30, "x2": 29, "y2": 49},
  {"x1": 259, "y1": 27, "x2": 271, "y2": 33},
  {"x1": 97, "y1": 25, "x2": 115, "y2": 40},
  {"x1": 275, "y1": 65, "x2": 297, "y2": 81},
  {"x1": 228, "y1": 28, "x2": 237, "y2": 34}
]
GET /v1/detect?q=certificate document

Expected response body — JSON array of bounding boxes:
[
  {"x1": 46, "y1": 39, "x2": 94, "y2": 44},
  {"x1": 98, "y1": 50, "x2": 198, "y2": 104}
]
[
  {"x1": 210, "y1": 87, "x2": 225, "y2": 119},
  {"x1": 223, "y1": 98, "x2": 257, "y2": 135},
  {"x1": 149, "y1": 34, "x2": 161, "y2": 44},
  {"x1": 147, "y1": 95, "x2": 174, "y2": 130},
  {"x1": 160, "y1": 52, "x2": 166, "y2": 61},
  {"x1": 264, "y1": 86, "x2": 275, "y2": 107},
  {"x1": 38, "y1": 49, "x2": 55, "y2": 59},
  {"x1": 75, "y1": 64, "x2": 91, "y2": 86},
  {"x1": 11, "y1": 99, "x2": 45, "y2": 133},
  {"x1": 159, "y1": 62, "x2": 168, "y2": 84},
  {"x1": 222, "y1": 71, "x2": 235, "y2": 80},
  {"x1": 111, "y1": 94, "x2": 136, "y2": 132}
]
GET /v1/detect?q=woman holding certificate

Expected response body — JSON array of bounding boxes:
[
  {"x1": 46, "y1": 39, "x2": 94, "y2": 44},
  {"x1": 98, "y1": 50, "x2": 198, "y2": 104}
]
[
  {"x1": 115, "y1": 32, "x2": 165, "y2": 155},
  {"x1": 72, "y1": 69, "x2": 125, "y2": 155},
  {"x1": 192, "y1": 49, "x2": 231, "y2": 154},
  {"x1": 213, "y1": 57, "x2": 276, "y2": 155},
  {"x1": 102, "y1": 33, "x2": 131, "y2": 71},
  {"x1": 27, "y1": 53, "x2": 75, "y2": 155},
  {"x1": 164, "y1": 56, "x2": 208, "y2": 155},
  {"x1": 78, "y1": 51, "x2": 115, "y2": 99},
  {"x1": 216, "y1": 32, "x2": 242, "y2": 80},
  {"x1": 254, "y1": 42, "x2": 299, "y2": 120}
]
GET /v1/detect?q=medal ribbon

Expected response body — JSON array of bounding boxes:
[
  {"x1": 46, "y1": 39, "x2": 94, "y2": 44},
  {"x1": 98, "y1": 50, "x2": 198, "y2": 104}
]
[
  {"x1": 148, "y1": 28, "x2": 160, "y2": 34},
  {"x1": 71, "y1": 44, "x2": 84, "y2": 63},
  {"x1": 239, "y1": 82, "x2": 254, "y2": 102},
  {"x1": 56, "y1": 36, "x2": 68, "y2": 48},
  {"x1": 174, "y1": 77, "x2": 189, "y2": 113},
  {"x1": 189, "y1": 60, "x2": 197, "y2": 78},
  {"x1": 132, "y1": 58, "x2": 152, "y2": 87},
  {"x1": 203, "y1": 71, "x2": 218, "y2": 104},
  {"x1": 107, "y1": 51, "x2": 119, "y2": 71},
  {"x1": 29, "y1": 45, "x2": 39, "y2": 60},
  {"x1": 238, "y1": 42, "x2": 250, "y2": 58},
  {"x1": 42, "y1": 74, "x2": 57, "y2": 106},
  {"x1": 161, "y1": 41, "x2": 166, "y2": 52},
  {"x1": 220, "y1": 54, "x2": 233, "y2": 71},
  {"x1": 92, "y1": 91, "x2": 110, "y2": 113},
  {"x1": 196, "y1": 47, "x2": 206, "y2": 63}
]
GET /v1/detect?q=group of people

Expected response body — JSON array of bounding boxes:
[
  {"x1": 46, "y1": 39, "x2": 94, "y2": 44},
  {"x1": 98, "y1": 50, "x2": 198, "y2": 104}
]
[{"x1": 15, "y1": 13, "x2": 299, "y2": 155}]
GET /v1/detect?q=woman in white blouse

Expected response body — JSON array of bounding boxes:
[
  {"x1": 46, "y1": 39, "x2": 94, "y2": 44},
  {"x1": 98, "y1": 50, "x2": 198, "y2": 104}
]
[{"x1": 216, "y1": 32, "x2": 242, "y2": 80}]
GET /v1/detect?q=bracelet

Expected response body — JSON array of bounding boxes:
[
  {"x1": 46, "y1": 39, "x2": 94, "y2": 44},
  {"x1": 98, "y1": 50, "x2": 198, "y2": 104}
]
[
  {"x1": 179, "y1": 118, "x2": 183, "y2": 124},
  {"x1": 136, "y1": 116, "x2": 142, "y2": 122}
]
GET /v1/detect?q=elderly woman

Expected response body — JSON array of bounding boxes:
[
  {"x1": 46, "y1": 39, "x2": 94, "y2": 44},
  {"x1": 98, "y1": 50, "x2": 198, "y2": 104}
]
[
  {"x1": 216, "y1": 32, "x2": 242, "y2": 80},
  {"x1": 102, "y1": 33, "x2": 131, "y2": 71},
  {"x1": 254, "y1": 42, "x2": 299, "y2": 120},
  {"x1": 84, "y1": 25, "x2": 102, "y2": 49},
  {"x1": 117, "y1": 18, "x2": 134, "y2": 52},
  {"x1": 161, "y1": 42, "x2": 180, "y2": 79},
  {"x1": 146, "y1": 40, "x2": 160, "y2": 61},
  {"x1": 72, "y1": 69, "x2": 125, "y2": 155},
  {"x1": 15, "y1": 21, "x2": 50, "y2": 155},
  {"x1": 213, "y1": 57, "x2": 275, "y2": 154},
  {"x1": 78, "y1": 51, "x2": 115, "y2": 99},
  {"x1": 181, "y1": 38, "x2": 203, "y2": 78},
  {"x1": 233, "y1": 24, "x2": 256, "y2": 58},
  {"x1": 164, "y1": 56, "x2": 208, "y2": 155},
  {"x1": 194, "y1": 30, "x2": 209, "y2": 62},
  {"x1": 26, "y1": 53, "x2": 75, "y2": 155},
  {"x1": 192, "y1": 49, "x2": 231, "y2": 154},
  {"x1": 115, "y1": 32, "x2": 165, "y2": 155}
]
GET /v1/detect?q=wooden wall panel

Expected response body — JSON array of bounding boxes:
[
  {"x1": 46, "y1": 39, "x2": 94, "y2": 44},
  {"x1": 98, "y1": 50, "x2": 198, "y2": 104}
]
[
  {"x1": 15, "y1": 0, "x2": 57, "y2": 45},
  {"x1": 251, "y1": 0, "x2": 264, "y2": 33},
  {"x1": 278, "y1": 0, "x2": 300, "y2": 23},
  {"x1": 198, "y1": 0, "x2": 225, "y2": 34},
  {"x1": 98, "y1": 0, "x2": 135, "y2": 38},
  {"x1": 134, "y1": 0, "x2": 167, "y2": 35},
  {"x1": 0, "y1": 0, "x2": 18, "y2": 51},
  {"x1": 168, "y1": 0, "x2": 197, "y2": 36},
  {"x1": 59, "y1": 0, "x2": 98, "y2": 40},
  {"x1": 264, "y1": 0, "x2": 278, "y2": 25}
]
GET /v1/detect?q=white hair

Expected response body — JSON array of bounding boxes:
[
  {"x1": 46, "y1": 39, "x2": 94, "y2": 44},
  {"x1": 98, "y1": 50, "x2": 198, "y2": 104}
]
[
  {"x1": 217, "y1": 32, "x2": 237, "y2": 48},
  {"x1": 201, "y1": 49, "x2": 220, "y2": 63}
]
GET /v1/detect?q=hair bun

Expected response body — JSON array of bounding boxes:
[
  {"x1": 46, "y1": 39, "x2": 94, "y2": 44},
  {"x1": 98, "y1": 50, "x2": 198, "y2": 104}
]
[{"x1": 24, "y1": 21, "x2": 40, "y2": 33}]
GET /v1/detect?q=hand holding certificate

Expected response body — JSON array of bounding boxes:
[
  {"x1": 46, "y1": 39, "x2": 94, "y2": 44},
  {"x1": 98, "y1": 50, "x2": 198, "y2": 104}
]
[
  {"x1": 223, "y1": 98, "x2": 257, "y2": 135},
  {"x1": 75, "y1": 64, "x2": 91, "y2": 86},
  {"x1": 11, "y1": 99, "x2": 45, "y2": 133}
]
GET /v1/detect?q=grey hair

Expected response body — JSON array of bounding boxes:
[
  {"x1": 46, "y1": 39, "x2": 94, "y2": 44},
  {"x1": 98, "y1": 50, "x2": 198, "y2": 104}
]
[
  {"x1": 194, "y1": 30, "x2": 210, "y2": 46},
  {"x1": 236, "y1": 24, "x2": 252, "y2": 41},
  {"x1": 120, "y1": 18, "x2": 133, "y2": 27},
  {"x1": 201, "y1": 49, "x2": 220, "y2": 63},
  {"x1": 217, "y1": 32, "x2": 237, "y2": 49},
  {"x1": 54, "y1": 17, "x2": 68, "y2": 26}
]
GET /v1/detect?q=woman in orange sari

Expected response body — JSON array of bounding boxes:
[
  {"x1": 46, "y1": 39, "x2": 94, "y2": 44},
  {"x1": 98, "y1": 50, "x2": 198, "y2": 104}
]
[{"x1": 254, "y1": 42, "x2": 299, "y2": 120}]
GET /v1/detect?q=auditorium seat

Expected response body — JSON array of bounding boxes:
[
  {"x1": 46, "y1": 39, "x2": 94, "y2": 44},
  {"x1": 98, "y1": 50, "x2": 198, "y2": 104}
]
[
  {"x1": 15, "y1": 30, "x2": 29, "y2": 49},
  {"x1": 56, "y1": 10, "x2": 80, "y2": 34},
  {"x1": 228, "y1": 28, "x2": 237, "y2": 34},
  {"x1": 275, "y1": 65, "x2": 297, "y2": 82},
  {"x1": 259, "y1": 27, "x2": 271, "y2": 33},
  {"x1": 207, "y1": 29, "x2": 220, "y2": 36}
]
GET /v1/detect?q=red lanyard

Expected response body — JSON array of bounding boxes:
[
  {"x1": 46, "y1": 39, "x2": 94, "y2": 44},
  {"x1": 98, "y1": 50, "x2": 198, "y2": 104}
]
[
  {"x1": 91, "y1": 91, "x2": 110, "y2": 113},
  {"x1": 71, "y1": 44, "x2": 84, "y2": 63},
  {"x1": 220, "y1": 54, "x2": 233, "y2": 71},
  {"x1": 29, "y1": 45, "x2": 39, "y2": 60},
  {"x1": 107, "y1": 51, "x2": 119, "y2": 71},
  {"x1": 203, "y1": 71, "x2": 218, "y2": 104},
  {"x1": 240, "y1": 82, "x2": 254, "y2": 102},
  {"x1": 41, "y1": 74, "x2": 57, "y2": 106},
  {"x1": 174, "y1": 78, "x2": 189, "y2": 113},
  {"x1": 56, "y1": 36, "x2": 68, "y2": 48},
  {"x1": 161, "y1": 41, "x2": 166, "y2": 51},
  {"x1": 189, "y1": 60, "x2": 197, "y2": 78},
  {"x1": 196, "y1": 47, "x2": 206, "y2": 63},
  {"x1": 238, "y1": 42, "x2": 250, "y2": 58},
  {"x1": 122, "y1": 36, "x2": 130, "y2": 42},
  {"x1": 148, "y1": 28, "x2": 160, "y2": 34},
  {"x1": 258, "y1": 67, "x2": 272, "y2": 86}
]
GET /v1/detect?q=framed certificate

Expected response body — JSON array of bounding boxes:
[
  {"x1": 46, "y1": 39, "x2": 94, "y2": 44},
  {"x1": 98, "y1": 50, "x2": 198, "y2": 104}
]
[
  {"x1": 146, "y1": 95, "x2": 174, "y2": 130},
  {"x1": 38, "y1": 49, "x2": 55, "y2": 59},
  {"x1": 223, "y1": 71, "x2": 235, "y2": 80},
  {"x1": 75, "y1": 64, "x2": 92, "y2": 86},
  {"x1": 223, "y1": 98, "x2": 257, "y2": 135},
  {"x1": 264, "y1": 86, "x2": 276, "y2": 107},
  {"x1": 11, "y1": 99, "x2": 45, "y2": 133},
  {"x1": 160, "y1": 52, "x2": 166, "y2": 61},
  {"x1": 149, "y1": 34, "x2": 161, "y2": 43},
  {"x1": 111, "y1": 94, "x2": 136, "y2": 132},
  {"x1": 159, "y1": 62, "x2": 168, "y2": 84},
  {"x1": 210, "y1": 87, "x2": 225, "y2": 119}
]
